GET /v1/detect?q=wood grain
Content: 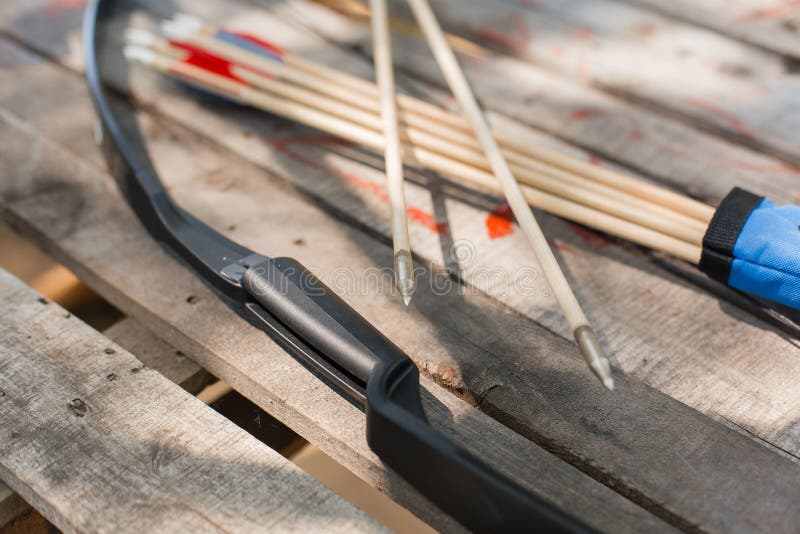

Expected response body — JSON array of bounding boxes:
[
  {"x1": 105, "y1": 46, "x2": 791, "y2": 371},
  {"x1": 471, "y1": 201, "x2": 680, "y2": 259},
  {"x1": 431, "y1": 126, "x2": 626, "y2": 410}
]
[
  {"x1": 403, "y1": 0, "x2": 800, "y2": 165},
  {"x1": 279, "y1": 0, "x2": 800, "y2": 205},
  {"x1": 3, "y1": 46, "x2": 800, "y2": 532},
  {"x1": 70, "y1": 3, "x2": 800, "y2": 460},
  {"x1": 0, "y1": 88, "x2": 669, "y2": 533},
  {"x1": 4, "y1": 0, "x2": 800, "y2": 206},
  {"x1": 625, "y1": 0, "x2": 800, "y2": 60},
  {"x1": 2, "y1": 2, "x2": 800, "y2": 531},
  {"x1": 0, "y1": 268, "x2": 382, "y2": 533},
  {"x1": 104, "y1": 318, "x2": 214, "y2": 394},
  {"x1": 0, "y1": 315, "x2": 212, "y2": 527}
]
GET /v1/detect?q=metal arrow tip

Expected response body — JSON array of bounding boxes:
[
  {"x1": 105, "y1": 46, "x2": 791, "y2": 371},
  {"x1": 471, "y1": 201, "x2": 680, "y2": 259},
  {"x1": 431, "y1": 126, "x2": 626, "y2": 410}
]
[
  {"x1": 603, "y1": 377, "x2": 615, "y2": 391},
  {"x1": 394, "y1": 249, "x2": 415, "y2": 306},
  {"x1": 574, "y1": 325, "x2": 615, "y2": 392}
]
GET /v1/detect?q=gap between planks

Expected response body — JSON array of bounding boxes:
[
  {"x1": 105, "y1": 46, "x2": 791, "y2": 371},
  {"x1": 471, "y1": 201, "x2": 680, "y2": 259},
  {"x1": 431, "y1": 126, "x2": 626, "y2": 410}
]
[
  {"x1": 4, "y1": 6, "x2": 800, "y2": 532},
  {"x1": 0, "y1": 73, "x2": 674, "y2": 533},
  {"x1": 0, "y1": 268, "x2": 383, "y2": 533},
  {"x1": 2, "y1": 69, "x2": 800, "y2": 532}
]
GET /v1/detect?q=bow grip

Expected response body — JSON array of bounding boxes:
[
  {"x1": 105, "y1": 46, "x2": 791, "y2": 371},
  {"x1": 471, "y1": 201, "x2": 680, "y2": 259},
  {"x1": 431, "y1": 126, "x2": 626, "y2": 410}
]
[{"x1": 242, "y1": 257, "x2": 407, "y2": 384}]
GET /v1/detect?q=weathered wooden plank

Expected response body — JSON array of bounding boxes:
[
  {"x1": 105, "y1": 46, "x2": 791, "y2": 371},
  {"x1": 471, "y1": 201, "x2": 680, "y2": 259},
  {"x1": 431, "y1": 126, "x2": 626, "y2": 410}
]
[
  {"x1": 624, "y1": 0, "x2": 800, "y2": 61},
  {"x1": 104, "y1": 318, "x2": 214, "y2": 393},
  {"x1": 4, "y1": 0, "x2": 800, "y2": 208},
  {"x1": 398, "y1": 0, "x2": 800, "y2": 165},
  {"x1": 7, "y1": 8, "x2": 791, "y2": 532},
  {"x1": 278, "y1": 0, "x2": 800, "y2": 204},
  {"x1": 0, "y1": 82, "x2": 670, "y2": 533},
  {"x1": 4, "y1": 3, "x2": 800, "y2": 532},
  {"x1": 0, "y1": 316, "x2": 211, "y2": 527},
  {"x1": 282, "y1": 0, "x2": 800, "y2": 166},
  {"x1": 5, "y1": 49, "x2": 800, "y2": 533},
  {"x1": 75, "y1": 4, "x2": 800, "y2": 457},
  {"x1": 0, "y1": 268, "x2": 382, "y2": 533}
]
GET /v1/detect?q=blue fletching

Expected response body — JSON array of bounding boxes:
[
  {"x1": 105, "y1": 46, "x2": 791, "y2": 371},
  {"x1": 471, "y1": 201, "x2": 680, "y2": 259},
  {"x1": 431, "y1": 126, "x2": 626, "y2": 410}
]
[
  {"x1": 214, "y1": 30, "x2": 283, "y2": 62},
  {"x1": 728, "y1": 198, "x2": 800, "y2": 309}
]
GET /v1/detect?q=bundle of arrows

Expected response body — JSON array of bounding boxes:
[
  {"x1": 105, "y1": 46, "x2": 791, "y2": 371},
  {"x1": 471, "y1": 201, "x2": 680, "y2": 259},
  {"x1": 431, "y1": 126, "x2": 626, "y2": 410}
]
[{"x1": 124, "y1": 10, "x2": 800, "y2": 383}]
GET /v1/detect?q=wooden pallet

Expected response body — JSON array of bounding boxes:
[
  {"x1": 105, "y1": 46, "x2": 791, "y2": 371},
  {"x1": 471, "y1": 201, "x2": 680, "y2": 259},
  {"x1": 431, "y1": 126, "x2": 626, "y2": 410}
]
[
  {"x1": 0, "y1": 269, "x2": 382, "y2": 532},
  {"x1": 1, "y1": 0, "x2": 799, "y2": 531}
]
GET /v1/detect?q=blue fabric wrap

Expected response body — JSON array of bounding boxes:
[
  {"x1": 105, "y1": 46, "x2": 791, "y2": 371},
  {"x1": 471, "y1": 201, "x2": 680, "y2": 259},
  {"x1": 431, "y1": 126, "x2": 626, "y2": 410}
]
[
  {"x1": 214, "y1": 31, "x2": 283, "y2": 62},
  {"x1": 728, "y1": 198, "x2": 800, "y2": 309}
]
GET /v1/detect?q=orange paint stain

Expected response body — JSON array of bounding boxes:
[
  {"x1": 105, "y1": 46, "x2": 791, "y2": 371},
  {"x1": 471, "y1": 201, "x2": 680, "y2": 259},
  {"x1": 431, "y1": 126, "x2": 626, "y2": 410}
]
[
  {"x1": 568, "y1": 27, "x2": 594, "y2": 77},
  {"x1": 547, "y1": 237, "x2": 578, "y2": 254},
  {"x1": 686, "y1": 97, "x2": 754, "y2": 139},
  {"x1": 266, "y1": 137, "x2": 448, "y2": 235},
  {"x1": 266, "y1": 135, "x2": 351, "y2": 170},
  {"x1": 737, "y1": 1, "x2": 800, "y2": 21},
  {"x1": 715, "y1": 160, "x2": 800, "y2": 174},
  {"x1": 408, "y1": 207, "x2": 450, "y2": 234},
  {"x1": 343, "y1": 172, "x2": 388, "y2": 200},
  {"x1": 571, "y1": 108, "x2": 603, "y2": 121},
  {"x1": 571, "y1": 27, "x2": 594, "y2": 40},
  {"x1": 613, "y1": 128, "x2": 644, "y2": 157},
  {"x1": 646, "y1": 136, "x2": 800, "y2": 176},
  {"x1": 485, "y1": 203, "x2": 514, "y2": 239},
  {"x1": 475, "y1": 19, "x2": 531, "y2": 55},
  {"x1": 343, "y1": 174, "x2": 449, "y2": 235},
  {"x1": 569, "y1": 223, "x2": 609, "y2": 249},
  {"x1": 47, "y1": 0, "x2": 84, "y2": 17}
]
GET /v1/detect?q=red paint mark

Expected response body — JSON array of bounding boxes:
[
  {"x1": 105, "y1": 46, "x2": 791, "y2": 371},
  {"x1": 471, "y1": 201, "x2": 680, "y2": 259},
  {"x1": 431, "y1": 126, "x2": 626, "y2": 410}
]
[
  {"x1": 408, "y1": 207, "x2": 450, "y2": 234},
  {"x1": 686, "y1": 97, "x2": 754, "y2": 139},
  {"x1": 344, "y1": 172, "x2": 387, "y2": 199},
  {"x1": 547, "y1": 237, "x2": 578, "y2": 254},
  {"x1": 568, "y1": 27, "x2": 594, "y2": 78},
  {"x1": 342, "y1": 173, "x2": 448, "y2": 235},
  {"x1": 569, "y1": 223, "x2": 609, "y2": 249},
  {"x1": 587, "y1": 154, "x2": 602, "y2": 165},
  {"x1": 613, "y1": 128, "x2": 644, "y2": 157},
  {"x1": 268, "y1": 134, "x2": 351, "y2": 149},
  {"x1": 266, "y1": 135, "x2": 351, "y2": 170},
  {"x1": 170, "y1": 40, "x2": 277, "y2": 84},
  {"x1": 229, "y1": 31, "x2": 287, "y2": 59},
  {"x1": 441, "y1": 94, "x2": 457, "y2": 109},
  {"x1": 475, "y1": 19, "x2": 531, "y2": 55},
  {"x1": 266, "y1": 139, "x2": 449, "y2": 235},
  {"x1": 570, "y1": 108, "x2": 603, "y2": 121},
  {"x1": 46, "y1": 0, "x2": 84, "y2": 18},
  {"x1": 713, "y1": 160, "x2": 800, "y2": 174},
  {"x1": 169, "y1": 40, "x2": 247, "y2": 84},
  {"x1": 737, "y1": 1, "x2": 800, "y2": 21},
  {"x1": 571, "y1": 27, "x2": 594, "y2": 40},
  {"x1": 639, "y1": 136, "x2": 800, "y2": 176},
  {"x1": 485, "y1": 203, "x2": 514, "y2": 239}
]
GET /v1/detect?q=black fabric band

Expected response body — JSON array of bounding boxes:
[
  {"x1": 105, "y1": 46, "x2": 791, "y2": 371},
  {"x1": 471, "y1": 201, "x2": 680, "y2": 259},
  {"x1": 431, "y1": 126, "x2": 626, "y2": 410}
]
[{"x1": 699, "y1": 187, "x2": 763, "y2": 283}]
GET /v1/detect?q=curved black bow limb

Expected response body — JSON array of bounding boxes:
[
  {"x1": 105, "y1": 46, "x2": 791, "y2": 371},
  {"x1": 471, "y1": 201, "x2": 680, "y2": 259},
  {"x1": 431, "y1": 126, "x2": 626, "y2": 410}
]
[{"x1": 83, "y1": 1, "x2": 590, "y2": 531}]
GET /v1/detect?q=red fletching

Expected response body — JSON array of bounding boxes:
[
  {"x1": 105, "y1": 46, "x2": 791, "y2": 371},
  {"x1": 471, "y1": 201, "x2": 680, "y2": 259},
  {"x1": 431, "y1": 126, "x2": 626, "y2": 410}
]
[
  {"x1": 169, "y1": 40, "x2": 246, "y2": 84},
  {"x1": 169, "y1": 39, "x2": 277, "y2": 86}
]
